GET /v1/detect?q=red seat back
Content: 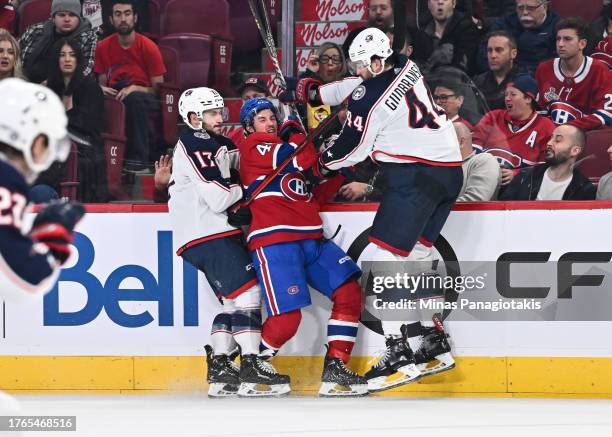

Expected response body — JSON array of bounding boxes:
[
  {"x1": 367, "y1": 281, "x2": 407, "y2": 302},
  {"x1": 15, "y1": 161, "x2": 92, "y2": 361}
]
[
  {"x1": 102, "y1": 97, "x2": 127, "y2": 199},
  {"x1": 579, "y1": 129, "x2": 612, "y2": 183},
  {"x1": 162, "y1": 0, "x2": 231, "y2": 38},
  {"x1": 158, "y1": 34, "x2": 212, "y2": 89},
  {"x1": 159, "y1": 45, "x2": 180, "y2": 84},
  {"x1": 229, "y1": 0, "x2": 264, "y2": 52},
  {"x1": 18, "y1": 0, "x2": 52, "y2": 35}
]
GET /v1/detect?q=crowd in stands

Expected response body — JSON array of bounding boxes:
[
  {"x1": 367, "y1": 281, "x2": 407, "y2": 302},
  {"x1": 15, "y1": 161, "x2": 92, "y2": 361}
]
[{"x1": 0, "y1": 0, "x2": 611, "y2": 204}]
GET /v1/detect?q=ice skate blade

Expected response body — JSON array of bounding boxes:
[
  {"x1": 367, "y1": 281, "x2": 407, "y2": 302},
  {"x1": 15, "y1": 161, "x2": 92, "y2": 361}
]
[
  {"x1": 207, "y1": 382, "x2": 239, "y2": 398},
  {"x1": 318, "y1": 382, "x2": 369, "y2": 397},
  {"x1": 367, "y1": 364, "x2": 422, "y2": 393},
  {"x1": 237, "y1": 382, "x2": 291, "y2": 398},
  {"x1": 417, "y1": 352, "x2": 456, "y2": 377}
]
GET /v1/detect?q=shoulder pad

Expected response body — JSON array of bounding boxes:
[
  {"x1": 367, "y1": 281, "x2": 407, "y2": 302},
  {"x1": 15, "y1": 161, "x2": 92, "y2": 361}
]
[
  {"x1": 179, "y1": 130, "x2": 218, "y2": 153},
  {"x1": 211, "y1": 132, "x2": 238, "y2": 151},
  {"x1": 0, "y1": 160, "x2": 29, "y2": 199}
]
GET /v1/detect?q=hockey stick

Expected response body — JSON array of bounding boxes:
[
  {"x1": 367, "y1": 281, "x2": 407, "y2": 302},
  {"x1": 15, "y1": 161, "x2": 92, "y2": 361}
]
[
  {"x1": 247, "y1": 0, "x2": 306, "y2": 130},
  {"x1": 231, "y1": 108, "x2": 342, "y2": 212},
  {"x1": 247, "y1": 0, "x2": 285, "y2": 88}
]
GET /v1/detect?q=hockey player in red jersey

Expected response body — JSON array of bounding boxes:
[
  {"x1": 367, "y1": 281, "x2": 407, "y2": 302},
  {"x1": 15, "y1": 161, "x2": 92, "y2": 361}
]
[
  {"x1": 237, "y1": 97, "x2": 368, "y2": 397},
  {"x1": 317, "y1": 28, "x2": 461, "y2": 392},
  {"x1": 535, "y1": 17, "x2": 612, "y2": 131},
  {"x1": 168, "y1": 87, "x2": 283, "y2": 398},
  {"x1": 472, "y1": 75, "x2": 555, "y2": 186}
]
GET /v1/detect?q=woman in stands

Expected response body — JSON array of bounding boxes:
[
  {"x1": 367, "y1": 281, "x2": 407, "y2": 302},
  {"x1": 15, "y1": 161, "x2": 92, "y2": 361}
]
[
  {"x1": 45, "y1": 37, "x2": 108, "y2": 202},
  {"x1": 0, "y1": 30, "x2": 25, "y2": 80}
]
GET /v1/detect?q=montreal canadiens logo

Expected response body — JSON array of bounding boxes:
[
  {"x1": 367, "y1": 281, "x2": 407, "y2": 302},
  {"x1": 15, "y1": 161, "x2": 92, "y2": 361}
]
[
  {"x1": 287, "y1": 285, "x2": 299, "y2": 295},
  {"x1": 280, "y1": 173, "x2": 310, "y2": 201}
]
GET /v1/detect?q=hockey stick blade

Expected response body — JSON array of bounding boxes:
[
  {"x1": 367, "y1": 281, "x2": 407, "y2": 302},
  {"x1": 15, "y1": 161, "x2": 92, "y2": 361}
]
[{"x1": 231, "y1": 109, "x2": 342, "y2": 213}]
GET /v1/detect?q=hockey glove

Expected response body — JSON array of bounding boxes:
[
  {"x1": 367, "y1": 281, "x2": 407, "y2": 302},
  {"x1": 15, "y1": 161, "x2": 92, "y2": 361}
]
[
  {"x1": 295, "y1": 77, "x2": 322, "y2": 105},
  {"x1": 227, "y1": 204, "x2": 252, "y2": 227},
  {"x1": 30, "y1": 201, "x2": 86, "y2": 264},
  {"x1": 313, "y1": 155, "x2": 338, "y2": 179},
  {"x1": 278, "y1": 77, "x2": 299, "y2": 103},
  {"x1": 214, "y1": 147, "x2": 232, "y2": 180},
  {"x1": 279, "y1": 116, "x2": 306, "y2": 142}
]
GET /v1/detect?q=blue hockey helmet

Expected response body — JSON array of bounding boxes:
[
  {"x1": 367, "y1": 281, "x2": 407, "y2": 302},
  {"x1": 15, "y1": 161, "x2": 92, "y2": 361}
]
[{"x1": 239, "y1": 97, "x2": 279, "y2": 131}]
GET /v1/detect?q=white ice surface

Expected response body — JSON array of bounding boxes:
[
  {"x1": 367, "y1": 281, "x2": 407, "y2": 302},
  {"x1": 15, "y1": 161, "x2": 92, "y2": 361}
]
[{"x1": 3, "y1": 395, "x2": 612, "y2": 437}]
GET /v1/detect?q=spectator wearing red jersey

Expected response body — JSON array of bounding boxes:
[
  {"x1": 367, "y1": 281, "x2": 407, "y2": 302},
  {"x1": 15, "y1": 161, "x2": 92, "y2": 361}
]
[
  {"x1": 0, "y1": 0, "x2": 15, "y2": 33},
  {"x1": 94, "y1": 0, "x2": 165, "y2": 173},
  {"x1": 535, "y1": 17, "x2": 612, "y2": 131},
  {"x1": 592, "y1": 34, "x2": 612, "y2": 69},
  {"x1": 472, "y1": 74, "x2": 555, "y2": 186}
]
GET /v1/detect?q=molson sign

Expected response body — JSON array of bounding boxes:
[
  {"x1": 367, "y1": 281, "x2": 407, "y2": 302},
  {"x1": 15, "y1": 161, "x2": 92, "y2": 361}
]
[
  {"x1": 295, "y1": 21, "x2": 366, "y2": 47},
  {"x1": 301, "y1": 0, "x2": 368, "y2": 21}
]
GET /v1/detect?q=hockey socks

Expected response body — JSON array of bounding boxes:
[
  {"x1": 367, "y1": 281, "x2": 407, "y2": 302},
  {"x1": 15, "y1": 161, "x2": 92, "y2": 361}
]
[
  {"x1": 259, "y1": 309, "x2": 302, "y2": 357},
  {"x1": 231, "y1": 310, "x2": 261, "y2": 356},
  {"x1": 210, "y1": 313, "x2": 236, "y2": 355},
  {"x1": 327, "y1": 280, "x2": 362, "y2": 363}
]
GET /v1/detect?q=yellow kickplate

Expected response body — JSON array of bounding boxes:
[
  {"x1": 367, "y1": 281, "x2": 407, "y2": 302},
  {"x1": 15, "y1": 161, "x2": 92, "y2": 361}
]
[{"x1": 0, "y1": 356, "x2": 611, "y2": 397}]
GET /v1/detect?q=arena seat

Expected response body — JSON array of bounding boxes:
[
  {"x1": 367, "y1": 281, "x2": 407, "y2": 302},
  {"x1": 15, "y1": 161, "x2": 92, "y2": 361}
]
[
  {"x1": 549, "y1": 0, "x2": 602, "y2": 22},
  {"x1": 158, "y1": 45, "x2": 181, "y2": 145},
  {"x1": 18, "y1": 0, "x2": 51, "y2": 35},
  {"x1": 579, "y1": 128, "x2": 612, "y2": 183},
  {"x1": 59, "y1": 142, "x2": 79, "y2": 200},
  {"x1": 229, "y1": 0, "x2": 264, "y2": 52},
  {"x1": 158, "y1": 34, "x2": 212, "y2": 89},
  {"x1": 102, "y1": 97, "x2": 128, "y2": 199},
  {"x1": 161, "y1": 0, "x2": 231, "y2": 38}
]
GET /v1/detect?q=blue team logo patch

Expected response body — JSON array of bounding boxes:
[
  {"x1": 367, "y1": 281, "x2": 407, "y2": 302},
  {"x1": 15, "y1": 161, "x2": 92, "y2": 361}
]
[
  {"x1": 280, "y1": 173, "x2": 310, "y2": 202},
  {"x1": 352, "y1": 85, "x2": 366, "y2": 101},
  {"x1": 194, "y1": 131, "x2": 210, "y2": 139},
  {"x1": 287, "y1": 285, "x2": 299, "y2": 295}
]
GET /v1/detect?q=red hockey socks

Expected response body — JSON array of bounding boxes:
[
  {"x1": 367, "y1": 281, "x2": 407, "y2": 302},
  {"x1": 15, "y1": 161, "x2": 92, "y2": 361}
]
[
  {"x1": 327, "y1": 280, "x2": 363, "y2": 363},
  {"x1": 259, "y1": 309, "x2": 302, "y2": 357}
]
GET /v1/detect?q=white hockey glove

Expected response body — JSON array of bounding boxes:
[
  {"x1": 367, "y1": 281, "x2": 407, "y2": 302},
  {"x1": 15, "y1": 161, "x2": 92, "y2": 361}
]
[{"x1": 215, "y1": 148, "x2": 232, "y2": 180}]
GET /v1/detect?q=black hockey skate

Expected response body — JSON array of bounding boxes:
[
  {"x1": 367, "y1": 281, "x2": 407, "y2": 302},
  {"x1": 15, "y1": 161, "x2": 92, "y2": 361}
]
[
  {"x1": 238, "y1": 355, "x2": 291, "y2": 397},
  {"x1": 205, "y1": 345, "x2": 240, "y2": 398},
  {"x1": 365, "y1": 325, "x2": 422, "y2": 393},
  {"x1": 414, "y1": 315, "x2": 455, "y2": 377},
  {"x1": 319, "y1": 355, "x2": 368, "y2": 397}
]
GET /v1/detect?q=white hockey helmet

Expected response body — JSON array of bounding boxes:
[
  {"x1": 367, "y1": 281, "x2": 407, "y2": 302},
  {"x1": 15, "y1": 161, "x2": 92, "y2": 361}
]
[
  {"x1": 179, "y1": 87, "x2": 226, "y2": 130},
  {"x1": 0, "y1": 78, "x2": 69, "y2": 175},
  {"x1": 348, "y1": 27, "x2": 393, "y2": 76}
]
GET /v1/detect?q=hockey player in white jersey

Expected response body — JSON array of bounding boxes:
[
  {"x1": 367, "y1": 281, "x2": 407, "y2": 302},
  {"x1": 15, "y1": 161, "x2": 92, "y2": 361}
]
[
  {"x1": 168, "y1": 87, "x2": 289, "y2": 397},
  {"x1": 0, "y1": 78, "x2": 85, "y2": 302},
  {"x1": 0, "y1": 78, "x2": 85, "y2": 415},
  {"x1": 317, "y1": 28, "x2": 461, "y2": 392}
]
